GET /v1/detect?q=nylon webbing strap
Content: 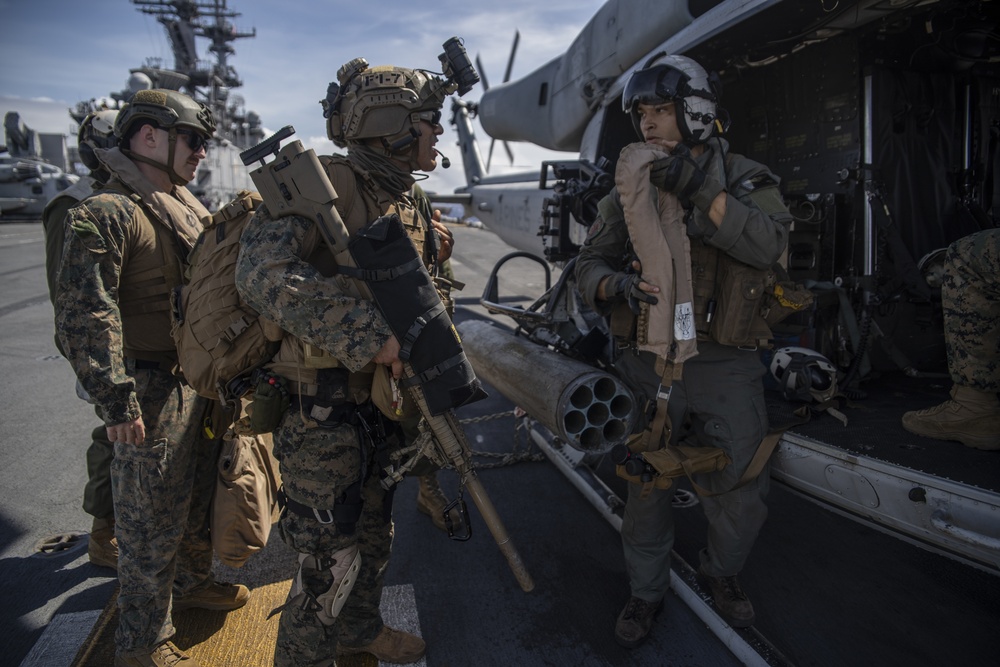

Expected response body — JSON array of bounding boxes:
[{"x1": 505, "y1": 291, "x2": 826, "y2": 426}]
[
  {"x1": 336, "y1": 256, "x2": 423, "y2": 283},
  {"x1": 638, "y1": 357, "x2": 683, "y2": 452},
  {"x1": 398, "y1": 301, "x2": 447, "y2": 361}
]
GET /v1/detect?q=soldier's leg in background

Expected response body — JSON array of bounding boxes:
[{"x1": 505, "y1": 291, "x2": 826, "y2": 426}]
[
  {"x1": 903, "y1": 230, "x2": 1000, "y2": 449},
  {"x1": 113, "y1": 372, "x2": 204, "y2": 658},
  {"x1": 84, "y1": 408, "x2": 118, "y2": 568},
  {"x1": 172, "y1": 396, "x2": 221, "y2": 595},
  {"x1": 942, "y1": 229, "x2": 1000, "y2": 392},
  {"x1": 83, "y1": 417, "x2": 114, "y2": 519}
]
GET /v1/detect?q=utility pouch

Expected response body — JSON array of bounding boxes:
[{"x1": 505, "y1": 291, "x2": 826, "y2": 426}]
[
  {"x1": 615, "y1": 440, "x2": 731, "y2": 498},
  {"x1": 762, "y1": 281, "x2": 815, "y2": 327},
  {"x1": 247, "y1": 371, "x2": 290, "y2": 434},
  {"x1": 309, "y1": 367, "x2": 351, "y2": 422},
  {"x1": 710, "y1": 258, "x2": 771, "y2": 347}
]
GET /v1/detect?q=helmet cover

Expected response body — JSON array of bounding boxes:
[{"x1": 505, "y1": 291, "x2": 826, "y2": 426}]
[
  {"x1": 324, "y1": 59, "x2": 453, "y2": 152},
  {"x1": 114, "y1": 88, "x2": 216, "y2": 145}
]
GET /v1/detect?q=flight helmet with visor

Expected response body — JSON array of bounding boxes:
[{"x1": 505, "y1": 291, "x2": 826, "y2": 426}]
[{"x1": 622, "y1": 53, "x2": 728, "y2": 145}]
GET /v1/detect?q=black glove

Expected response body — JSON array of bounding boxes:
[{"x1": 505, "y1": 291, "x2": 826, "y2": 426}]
[
  {"x1": 609, "y1": 272, "x2": 659, "y2": 314},
  {"x1": 649, "y1": 144, "x2": 725, "y2": 211}
]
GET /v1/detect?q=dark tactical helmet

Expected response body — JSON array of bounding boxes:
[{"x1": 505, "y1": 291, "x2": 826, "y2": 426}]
[
  {"x1": 769, "y1": 346, "x2": 839, "y2": 404},
  {"x1": 622, "y1": 53, "x2": 728, "y2": 144},
  {"x1": 114, "y1": 88, "x2": 216, "y2": 145},
  {"x1": 323, "y1": 38, "x2": 478, "y2": 156},
  {"x1": 77, "y1": 109, "x2": 118, "y2": 172}
]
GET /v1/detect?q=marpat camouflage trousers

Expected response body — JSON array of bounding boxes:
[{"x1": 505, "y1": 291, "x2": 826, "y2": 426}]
[
  {"x1": 271, "y1": 410, "x2": 394, "y2": 667},
  {"x1": 943, "y1": 228, "x2": 1000, "y2": 391},
  {"x1": 112, "y1": 368, "x2": 217, "y2": 656}
]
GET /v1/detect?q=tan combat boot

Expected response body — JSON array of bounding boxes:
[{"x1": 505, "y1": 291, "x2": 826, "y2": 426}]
[
  {"x1": 114, "y1": 640, "x2": 200, "y2": 666},
  {"x1": 173, "y1": 580, "x2": 251, "y2": 612},
  {"x1": 89, "y1": 516, "x2": 118, "y2": 569},
  {"x1": 415, "y1": 473, "x2": 463, "y2": 533},
  {"x1": 902, "y1": 385, "x2": 1000, "y2": 450},
  {"x1": 338, "y1": 626, "x2": 426, "y2": 663}
]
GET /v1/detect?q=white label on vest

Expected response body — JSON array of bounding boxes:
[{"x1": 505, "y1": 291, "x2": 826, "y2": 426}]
[{"x1": 675, "y1": 302, "x2": 695, "y2": 341}]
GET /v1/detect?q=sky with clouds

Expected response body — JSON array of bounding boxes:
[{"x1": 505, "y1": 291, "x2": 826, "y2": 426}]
[{"x1": 1, "y1": 0, "x2": 607, "y2": 195}]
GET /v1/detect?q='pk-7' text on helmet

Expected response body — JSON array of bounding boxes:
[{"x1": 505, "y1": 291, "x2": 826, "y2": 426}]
[
  {"x1": 769, "y1": 346, "x2": 839, "y2": 404},
  {"x1": 322, "y1": 37, "x2": 479, "y2": 162},
  {"x1": 622, "y1": 52, "x2": 729, "y2": 145},
  {"x1": 77, "y1": 109, "x2": 119, "y2": 173},
  {"x1": 114, "y1": 89, "x2": 216, "y2": 185}
]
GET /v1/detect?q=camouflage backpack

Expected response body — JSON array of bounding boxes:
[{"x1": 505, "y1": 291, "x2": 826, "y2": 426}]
[{"x1": 171, "y1": 189, "x2": 282, "y2": 406}]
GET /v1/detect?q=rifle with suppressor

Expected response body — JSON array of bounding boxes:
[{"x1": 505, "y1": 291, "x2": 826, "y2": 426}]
[{"x1": 240, "y1": 126, "x2": 535, "y2": 593}]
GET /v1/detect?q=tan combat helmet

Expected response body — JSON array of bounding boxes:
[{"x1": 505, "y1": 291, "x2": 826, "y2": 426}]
[
  {"x1": 77, "y1": 109, "x2": 119, "y2": 173},
  {"x1": 322, "y1": 37, "x2": 479, "y2": 163},
  {"x1": 114, "y1": 88, "x2": 216, "y2": 185}
]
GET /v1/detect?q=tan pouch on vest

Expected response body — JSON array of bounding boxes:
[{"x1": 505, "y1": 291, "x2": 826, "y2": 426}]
[{"x1": 211, "y1": 428, "x2": 281, "y2": 568}]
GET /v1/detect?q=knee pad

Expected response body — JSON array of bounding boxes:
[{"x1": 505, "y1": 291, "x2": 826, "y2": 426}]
[{"x1": 287, "y1": 545, "x2": 361, "y2": 626}]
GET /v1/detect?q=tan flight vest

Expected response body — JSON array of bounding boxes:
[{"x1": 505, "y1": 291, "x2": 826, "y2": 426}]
[
  {"x1": 266, "y1": 156, "x2": 430, "y2": 402},
  {"x1": 615, "y1": 143, "x2": 699, "y2": 364},
  {"x1": 613, "y1": 147, "x2": 775, "y2": 351},
  {"x1": 92, "y1": 147, "x2": 208, "y2": 363}
]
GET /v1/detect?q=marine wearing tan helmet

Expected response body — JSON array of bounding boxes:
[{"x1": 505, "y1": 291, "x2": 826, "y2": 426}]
[
  {"x1": 322, "y1": 59, "x2": 457, "y2": 170},
  {"x1": 114, "y1": 88, "x2": 217, "y2": 185}
]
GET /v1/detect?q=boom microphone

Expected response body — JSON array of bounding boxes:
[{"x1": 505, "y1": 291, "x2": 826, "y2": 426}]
[{"x1": 435, "y1": 149, "x2": 451, "y2": 169}]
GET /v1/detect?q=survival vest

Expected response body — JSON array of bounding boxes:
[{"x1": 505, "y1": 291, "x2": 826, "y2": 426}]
[{"x1": 171, "y1": 189, "x2": 283, "y2": 403}]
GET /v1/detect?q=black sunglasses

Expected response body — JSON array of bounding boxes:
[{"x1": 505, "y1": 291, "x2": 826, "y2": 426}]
[
  {"x1": 175, "y1": 128, "x2": 210, "y2": 152},
  {"x1": 415, "y1": 109, "x2": 443, "y2": 126}
]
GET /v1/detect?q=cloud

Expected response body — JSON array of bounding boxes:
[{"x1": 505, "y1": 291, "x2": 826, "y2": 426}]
[{"x1": 1, "y1": 0, "x2": 604, "y2": 194}]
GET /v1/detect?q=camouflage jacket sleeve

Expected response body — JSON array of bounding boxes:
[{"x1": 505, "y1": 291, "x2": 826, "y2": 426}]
[
  {"x1": 235, "y1": 205, "x2": 393, "y2": 372},
  {"x1": 574, "y1": 189, "x2": 631, "y2": 314},
  {"x1": 54, "y1": 194, "x2": 142, "y2": 425}
]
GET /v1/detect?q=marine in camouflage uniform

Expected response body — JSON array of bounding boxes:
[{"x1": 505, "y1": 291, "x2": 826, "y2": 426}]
[
  {"x1": 902, "y1": 228, "x2": 1000, "y2": 449},
  {"x1": 42, "y1": 109, "x2": 119, "y2": 569},
  {"x1": 575, "y1": 55, "x2": 791, "y2": 645},
  {"x1": 54, "y1": 90, "x2": 247, "y2": 667},
  {"x1": 236, "y1": 57, "x2": 464, "y2": 666}
]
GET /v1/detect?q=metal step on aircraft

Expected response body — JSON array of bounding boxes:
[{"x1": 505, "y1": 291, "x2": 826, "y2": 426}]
[{"x1": 430, "y1": 0, "x2": 1000, "y2": 579}]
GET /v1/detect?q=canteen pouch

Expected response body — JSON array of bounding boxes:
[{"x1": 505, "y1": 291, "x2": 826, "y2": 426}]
[{"x1": 247, "y1": 371, "x2": 290, "y2": 434}]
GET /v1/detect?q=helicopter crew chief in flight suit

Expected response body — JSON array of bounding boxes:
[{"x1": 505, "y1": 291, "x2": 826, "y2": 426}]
[
  {"x1": 575, "y1": 53, "x2": 792, "y2": 647},
  {"x1": 235, "y1": 49, "x2": 472, "y2": 666}
]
